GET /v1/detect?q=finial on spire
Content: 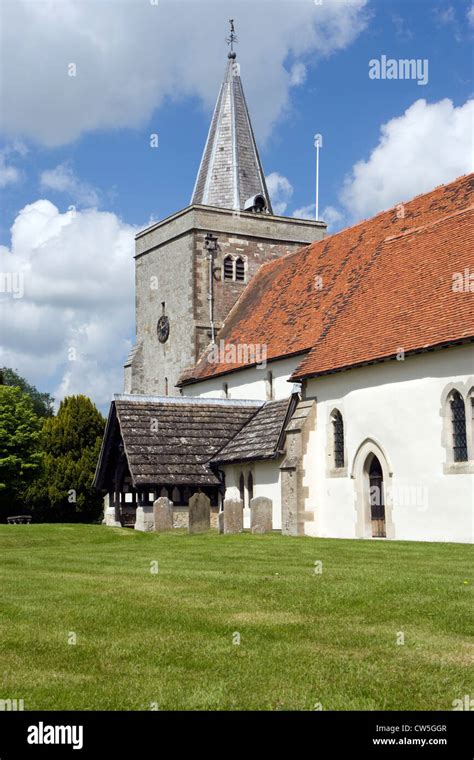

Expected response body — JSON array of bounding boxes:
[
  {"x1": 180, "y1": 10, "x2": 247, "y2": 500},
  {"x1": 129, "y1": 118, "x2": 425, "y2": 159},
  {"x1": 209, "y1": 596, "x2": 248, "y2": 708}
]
[{"x1": 227, "y1": 19, "x2": 238, "y2": 59}]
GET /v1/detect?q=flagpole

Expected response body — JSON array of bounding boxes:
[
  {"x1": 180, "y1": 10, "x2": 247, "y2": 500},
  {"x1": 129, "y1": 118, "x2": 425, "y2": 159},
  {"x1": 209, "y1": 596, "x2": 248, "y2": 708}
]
[{"x1": 314, "y1": 134, "x2": 322, "y2": 221}]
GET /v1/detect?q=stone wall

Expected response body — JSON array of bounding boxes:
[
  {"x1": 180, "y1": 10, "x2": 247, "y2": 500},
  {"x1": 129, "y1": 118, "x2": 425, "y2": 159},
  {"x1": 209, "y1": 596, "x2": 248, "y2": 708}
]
[{"x1": 127, "y1": 205, "x2": 325, "y2": 396}]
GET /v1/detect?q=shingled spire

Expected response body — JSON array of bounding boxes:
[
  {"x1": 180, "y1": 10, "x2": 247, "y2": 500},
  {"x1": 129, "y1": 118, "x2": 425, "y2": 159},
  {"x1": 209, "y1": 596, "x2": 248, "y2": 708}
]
[{"x1": 191, "y1": 21, "x2": 273, "y2": 214}]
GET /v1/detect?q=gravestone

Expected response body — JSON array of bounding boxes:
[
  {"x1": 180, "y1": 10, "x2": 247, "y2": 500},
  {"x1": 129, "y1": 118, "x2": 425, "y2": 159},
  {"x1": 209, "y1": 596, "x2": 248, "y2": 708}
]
[
  {"x1": 188, "y1": 492, "x2": 211, "y2": 534},
  {"x1": 250, "y1": 496, "x2": 273, "y2": 534},
  {"x1": 135, "y1": 505, "x2": 154, "y2": 532},
  {"x1": 218, "y1": 511, "x2": 225, "y2": 534},
  {"x1": 223, "y1": 498, "x2": 243, "y2": 535},
  {"x1": 153, "y1": 497, "x2": 173, "y2": 532}
]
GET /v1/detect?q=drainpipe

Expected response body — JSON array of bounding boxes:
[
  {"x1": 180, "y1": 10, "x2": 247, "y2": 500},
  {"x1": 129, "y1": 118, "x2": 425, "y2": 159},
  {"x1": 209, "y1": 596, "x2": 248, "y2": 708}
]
[{"x1": 205, "y1": 233, "x2": 218, "y2": 344}]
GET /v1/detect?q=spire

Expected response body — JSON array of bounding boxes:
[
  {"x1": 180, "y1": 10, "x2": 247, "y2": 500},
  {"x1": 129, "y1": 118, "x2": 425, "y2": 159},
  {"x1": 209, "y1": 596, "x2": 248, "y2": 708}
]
[{"x1": 191, "y1": 21, "x2": 273, "y2": 214}]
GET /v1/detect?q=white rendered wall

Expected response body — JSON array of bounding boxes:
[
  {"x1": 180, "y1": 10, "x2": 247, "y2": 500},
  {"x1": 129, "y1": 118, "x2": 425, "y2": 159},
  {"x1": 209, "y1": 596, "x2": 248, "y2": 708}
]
[
  {"x1": 303, "y1": 345, "x2": 474, "y2": 543},
  {"x1": 182, "y1": 355, "x2": 303, "y2": 401},
  {"x1": 222, "y1": 461, "x2": 281, "y2": 530}
]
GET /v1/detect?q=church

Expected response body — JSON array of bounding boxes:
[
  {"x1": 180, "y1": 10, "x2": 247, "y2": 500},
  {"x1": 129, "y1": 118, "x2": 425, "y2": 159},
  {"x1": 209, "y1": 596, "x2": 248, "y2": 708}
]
[{"x1": 94, "y1": 35, "x2": 474, "y2": 544}]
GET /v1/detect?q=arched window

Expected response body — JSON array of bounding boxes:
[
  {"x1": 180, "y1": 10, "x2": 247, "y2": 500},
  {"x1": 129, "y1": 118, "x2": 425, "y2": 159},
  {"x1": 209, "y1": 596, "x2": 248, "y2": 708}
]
[
  {"x1": 450, "y1": 391, "x2": 468, "y2": 462},
  {"x1": 332, "y1": 410, "x2": 345, "y2": 468},
  {"x1": 247, "y1": 472, "x2": 254, "y2": 503},
  {"x1": 235, "y1": 257, "x2": 245, "y2": 282},
  {"x1": 223, "y1": 256, "x2": 234, "y2": 281},
  {"x1": 239, "y1": 472, "x2": 245, "y2": 504},
  {"x1": 471, "y1": 391, "x2": 474, "y2": 455},
  {"x1": 265, "y1": 370, "x2": 273, "y2": 401}
]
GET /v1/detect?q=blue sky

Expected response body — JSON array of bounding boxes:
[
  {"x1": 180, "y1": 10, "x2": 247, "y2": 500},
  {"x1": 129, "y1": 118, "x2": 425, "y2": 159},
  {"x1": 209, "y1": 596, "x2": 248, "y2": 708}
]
[{"x1": 0, "y1": 0, "x2": 472, "y2": 410}]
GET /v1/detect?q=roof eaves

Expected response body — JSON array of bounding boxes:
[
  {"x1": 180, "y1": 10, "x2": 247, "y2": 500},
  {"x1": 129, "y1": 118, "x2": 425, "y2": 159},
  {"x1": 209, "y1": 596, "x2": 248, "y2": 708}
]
[{"x1": 291, "y1": 337, "x2": 474, "y2": 382}]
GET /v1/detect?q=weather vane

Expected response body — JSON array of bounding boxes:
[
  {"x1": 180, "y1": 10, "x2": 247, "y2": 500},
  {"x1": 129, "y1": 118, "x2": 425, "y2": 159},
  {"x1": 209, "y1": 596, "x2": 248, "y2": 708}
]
[{"x1": 227, "y1": 19, "x2": 238, "y2": 59}]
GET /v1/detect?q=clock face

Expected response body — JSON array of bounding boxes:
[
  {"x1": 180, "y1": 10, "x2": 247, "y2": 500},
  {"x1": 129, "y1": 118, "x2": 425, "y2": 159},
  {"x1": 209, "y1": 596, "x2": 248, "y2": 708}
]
[{"x1": 157, "y1": 315, "x2": 170, "y2": 344}]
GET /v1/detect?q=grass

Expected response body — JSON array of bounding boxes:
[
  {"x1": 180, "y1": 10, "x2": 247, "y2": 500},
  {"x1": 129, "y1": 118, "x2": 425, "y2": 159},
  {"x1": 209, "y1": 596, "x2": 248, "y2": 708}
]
[{"x1": 0, "y1": 524, "x2": 472, "y2": 711}]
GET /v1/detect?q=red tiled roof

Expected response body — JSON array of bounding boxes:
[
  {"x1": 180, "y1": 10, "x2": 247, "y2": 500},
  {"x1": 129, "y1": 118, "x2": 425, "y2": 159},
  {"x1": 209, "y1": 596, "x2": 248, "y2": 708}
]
[{"x1": 179, "y1": 174, "x2": 474, "y2": 386}]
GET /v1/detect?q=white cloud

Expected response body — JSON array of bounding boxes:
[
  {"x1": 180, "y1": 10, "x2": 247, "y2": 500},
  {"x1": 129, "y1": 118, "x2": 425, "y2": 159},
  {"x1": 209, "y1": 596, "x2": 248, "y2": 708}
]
[
  {"x1": 391, "y1": 14, "x2": 413, "y2": 41},
  {"x1": 0, "y1": 156, "x2": 20, "y2": 188},
  {"x1": 340, "y1": 98, "x2": 474, "y2": 220},
  {"x1": 0, "y1": 200, "x2": 136, "y2": 410},
  {"x1": 0, "y1": 143, "x2": 27, "y2": 187},
  {"x1": 289, "y1": 62, "x2": 307, "y2": 87},
  {"x1": 293, "y1": 203, "x2": 344, "y2": 231},
  {"x1": 40, "y1": 164, "x2": 99, "y2": 207},
  {"x1": 266, "y1": 172, "x2": 294, "y2": 215},
  {"x1": 468, "y1": 4, "x2": 474, "y2": 26},
  {"x1": 0, "y1": 0, "x2": 369, "y2": 147},
  {"x1": 320, "y1": 205, "x2": 345, "y2": 230},
  {"x1": 437, "y1": 6, "x2": 456, "y2": 24},
  {"x1": 293, "y1": 203, "x2": 316, "y2": 221}
]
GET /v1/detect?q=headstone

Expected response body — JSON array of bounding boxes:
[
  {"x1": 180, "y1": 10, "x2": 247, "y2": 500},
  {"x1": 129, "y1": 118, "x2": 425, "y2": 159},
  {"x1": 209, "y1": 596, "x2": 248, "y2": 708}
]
[
  {"x1": 188, "y1": 492, "x2": 211, "y2": 534},
  {"x1": 250, "y1": 496, "x2": 272, "y2": 534},
  {"x1": 223, "y1": 498, "x2": 243, "y2": 534},
  {"x1": 153, "y1": 497, "x2": 173, "y2": 532},
  {"x1": 135, "y1": 505, "x2": 154, "y2": 532},
  {"x1": 218, "y1": 511, "x2": 225, "y2": 534}
]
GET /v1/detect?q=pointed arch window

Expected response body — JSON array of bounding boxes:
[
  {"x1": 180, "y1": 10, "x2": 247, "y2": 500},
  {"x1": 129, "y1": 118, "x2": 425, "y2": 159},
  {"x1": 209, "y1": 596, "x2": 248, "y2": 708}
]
[
  {"x1": 247, "y1": 472, "x2": 254, "y2": 503},
  {"x1": 332, "y1": 410, "x2": 345, "y2": 469},
  {"x1": 450, "y1": 391, "x2": 468, "y2": 462},
  {"x1": 223, "y1": 256, "x2": 234, "y2": 281},
  {"x1": 239, "y1": 472, "x2": 245, "y2": 504},
  {"x1": 235, "y1": 257, "x2": 245, "y2": 282},
  {"x1": 471, "y1": 391, "x2": 474, "y2": 453}
]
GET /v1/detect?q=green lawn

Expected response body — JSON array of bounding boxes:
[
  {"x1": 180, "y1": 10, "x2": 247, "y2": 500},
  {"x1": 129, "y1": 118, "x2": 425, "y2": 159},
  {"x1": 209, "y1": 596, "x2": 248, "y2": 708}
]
[{"x1": 0, "y1": 524, "x2": 472, "y2": 711}]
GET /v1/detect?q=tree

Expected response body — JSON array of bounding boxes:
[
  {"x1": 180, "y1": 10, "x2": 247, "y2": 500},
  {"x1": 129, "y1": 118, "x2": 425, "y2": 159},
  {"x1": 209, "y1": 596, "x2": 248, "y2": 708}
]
[
  {"x1": 0, "y1": 386, "x2": 42, "y2": 521},
  {"x1": 27, "y1": 396, "x2": 106, "y2": 523},
  {"x1": 0, "y1": 368, "x2": 54, "y2": 418}
]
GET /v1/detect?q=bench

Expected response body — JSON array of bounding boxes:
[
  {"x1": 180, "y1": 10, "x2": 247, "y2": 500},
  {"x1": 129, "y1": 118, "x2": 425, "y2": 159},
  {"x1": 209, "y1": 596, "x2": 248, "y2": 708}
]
[{"x1": 7, "y1": 515, "x2": 32, "y2": 524}]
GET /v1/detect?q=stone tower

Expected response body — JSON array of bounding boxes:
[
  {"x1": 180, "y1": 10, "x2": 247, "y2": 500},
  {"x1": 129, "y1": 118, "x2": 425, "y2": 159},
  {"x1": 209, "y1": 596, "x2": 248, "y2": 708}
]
[{"x1": 124, "y1": 33, "x2": 326, "y2": 397}]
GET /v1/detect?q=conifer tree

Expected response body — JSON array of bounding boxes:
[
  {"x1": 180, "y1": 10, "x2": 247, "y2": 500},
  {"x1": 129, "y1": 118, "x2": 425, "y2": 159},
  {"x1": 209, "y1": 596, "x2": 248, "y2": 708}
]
[{"x1": 27, "y1": 396, "x2": 105, "y2": 522}]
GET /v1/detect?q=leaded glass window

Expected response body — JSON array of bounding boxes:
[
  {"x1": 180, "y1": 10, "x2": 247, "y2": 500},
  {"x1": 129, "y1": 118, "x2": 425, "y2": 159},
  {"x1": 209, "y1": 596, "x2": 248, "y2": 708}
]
[
  {"x1": 333, "y1": 410, "x2": 344, "y2": 468},
  {"x1": 451, "y1": 391, "x2": 468, "y2": 462}
]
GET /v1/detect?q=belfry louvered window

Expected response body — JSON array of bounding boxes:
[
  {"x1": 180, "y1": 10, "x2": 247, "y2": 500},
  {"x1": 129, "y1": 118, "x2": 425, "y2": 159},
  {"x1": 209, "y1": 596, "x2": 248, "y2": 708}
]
[
  {"x1": 451, "y1": 391, "x2": 468, "y2": 462},
  {"x1": 332, "y1": 410, "x2": 345, "y2": 468},
  {"x1": 235, "y1": 257, "x2": 245, "y2": 282},
  {"x1": 224, "y1": 256, "x2": 234, "y2": 281}
]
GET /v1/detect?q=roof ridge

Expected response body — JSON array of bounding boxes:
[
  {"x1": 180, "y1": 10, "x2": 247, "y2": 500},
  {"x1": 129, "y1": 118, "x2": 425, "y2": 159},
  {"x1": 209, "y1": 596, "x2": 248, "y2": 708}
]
[{"x1": 114, "y1": 393, "x2": 263, "y2": 407}]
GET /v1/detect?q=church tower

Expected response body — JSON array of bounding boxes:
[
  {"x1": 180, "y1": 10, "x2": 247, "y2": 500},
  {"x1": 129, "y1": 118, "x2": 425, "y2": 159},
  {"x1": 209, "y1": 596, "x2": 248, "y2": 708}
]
[{"x1": 125, "y1": 23, "x2": 326, "y2": 397}]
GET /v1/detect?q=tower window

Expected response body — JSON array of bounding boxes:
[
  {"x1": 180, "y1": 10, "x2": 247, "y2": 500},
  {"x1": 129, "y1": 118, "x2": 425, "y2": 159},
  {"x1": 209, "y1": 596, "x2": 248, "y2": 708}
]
[
  {"x1": 450, "y1": 391, "x2": 468, "y2": 462},
  {"x1": 223, "y1": 256, "x2": 234, "y2": 281},
  {"x1": 235, "y1": 257, "x2": 245, "y2": 282}
]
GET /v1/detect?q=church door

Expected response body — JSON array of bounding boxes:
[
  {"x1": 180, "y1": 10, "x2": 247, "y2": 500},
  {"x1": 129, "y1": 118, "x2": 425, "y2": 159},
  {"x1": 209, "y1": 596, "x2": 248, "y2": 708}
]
[{"x1": 368, "y1": 455, "x2": 386, "y2": 538}]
